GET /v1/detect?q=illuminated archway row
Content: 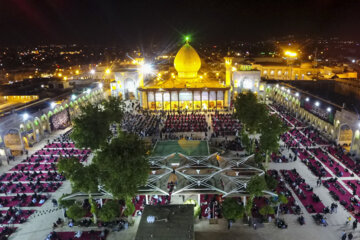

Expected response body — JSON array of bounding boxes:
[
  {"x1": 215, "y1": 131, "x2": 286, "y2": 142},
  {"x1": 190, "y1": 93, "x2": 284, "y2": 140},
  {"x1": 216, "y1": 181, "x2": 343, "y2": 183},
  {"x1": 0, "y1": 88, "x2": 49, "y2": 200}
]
[
  {"x1": 1, "y1": 87, "x2": 105, "y2": 157},
  {"x1": 270, "y1": 85, "x2": 360, "y2": 156}
]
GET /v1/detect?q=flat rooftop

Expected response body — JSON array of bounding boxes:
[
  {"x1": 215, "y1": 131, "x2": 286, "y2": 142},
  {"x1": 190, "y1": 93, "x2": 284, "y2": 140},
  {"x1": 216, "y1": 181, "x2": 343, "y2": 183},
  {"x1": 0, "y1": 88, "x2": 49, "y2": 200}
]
[{"x1": 135, "y1": 204, "x2": 194, "y2": 240}]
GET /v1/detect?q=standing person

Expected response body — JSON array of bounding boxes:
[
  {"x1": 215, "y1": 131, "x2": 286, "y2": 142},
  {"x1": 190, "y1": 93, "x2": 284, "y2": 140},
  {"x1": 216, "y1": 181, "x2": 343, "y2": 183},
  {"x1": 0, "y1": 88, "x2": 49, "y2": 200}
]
[
  {"x1": 334, "y1": 203, "x2": 338, "y2": 213},
  {"x1": 227, "y1": 220, "x2": 232, "y2": 230},
  {"x1": 353, "y1": 219, "x2": 358, "y2": 230},
  {"x1": 346, "y1": 216, "x2": 352, "y2": 225},
  {"x1": 341, "y1": 231, "x2": 346, "y2": 240}
]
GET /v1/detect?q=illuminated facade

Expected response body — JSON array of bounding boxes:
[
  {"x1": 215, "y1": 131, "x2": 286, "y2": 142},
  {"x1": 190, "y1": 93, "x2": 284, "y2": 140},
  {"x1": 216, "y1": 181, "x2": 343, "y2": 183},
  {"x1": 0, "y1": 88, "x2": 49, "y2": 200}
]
[
  {"x1": 111, "y1": 40, "x2": 265, "y2": 110},
  {"x1": 138, "y1": 42, "x2": 231, "y2": 110}
]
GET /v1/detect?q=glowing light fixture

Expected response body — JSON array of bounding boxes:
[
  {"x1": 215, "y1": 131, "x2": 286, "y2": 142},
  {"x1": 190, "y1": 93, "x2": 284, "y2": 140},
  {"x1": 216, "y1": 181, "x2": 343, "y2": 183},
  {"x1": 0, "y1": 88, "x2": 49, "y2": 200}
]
[
  {"x1": 105, "y1": 68, "x2": 111, "y2": 75},
  {"x1": 23, "y1": 113, "x2": 29, "y2": 121},
  {"x1": 327, "y1": 107, "x2": 331, "y2": 112},
  {"x1": 305, "y1": 97, "x2": 310, "y2": 102},
  {"x1": 50, "y1": 102, "x2": 56, "y2": 109},
  {"x1": 90, "y1": 69, "x2": 95, "y2": 75},
  {"x1": 98, "y1": 82, "x2": 103, "y2": 88},
  {"x1": 140, "y1": 64, "x2": 153, "y2": 74},
  {"x1": 287, "y1": 89, "x2": 290, "y2": 93},
  {"x1": 315, "y1": 101, "x2": 320, "y2": 107},
  {"x1": 71, "y1": 94, "x2": 76, "y2": 100},
  {"x1": 295, "y1": 92, "x2": 299, "y2": 97},
  {"x1": 284, "y1": 51, "x2": 297, "y2": 57},
  {"x1": 86, "y1": 89, "x2": 91, "y2": 94}
]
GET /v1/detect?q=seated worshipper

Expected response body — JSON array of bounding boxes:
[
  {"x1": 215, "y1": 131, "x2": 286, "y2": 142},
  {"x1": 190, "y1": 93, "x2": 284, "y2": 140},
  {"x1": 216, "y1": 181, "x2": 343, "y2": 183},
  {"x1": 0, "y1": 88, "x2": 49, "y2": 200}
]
[{"x1": 74, "y1": 230, "x2": 83, "y2": 238}]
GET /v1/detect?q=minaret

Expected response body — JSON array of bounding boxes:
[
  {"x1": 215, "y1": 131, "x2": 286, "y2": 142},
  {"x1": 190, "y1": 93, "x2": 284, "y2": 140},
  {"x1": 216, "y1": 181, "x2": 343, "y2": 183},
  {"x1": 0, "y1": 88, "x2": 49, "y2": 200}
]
[{"x1": 224, "y1": 57, "x2": 233, "y2": 86}]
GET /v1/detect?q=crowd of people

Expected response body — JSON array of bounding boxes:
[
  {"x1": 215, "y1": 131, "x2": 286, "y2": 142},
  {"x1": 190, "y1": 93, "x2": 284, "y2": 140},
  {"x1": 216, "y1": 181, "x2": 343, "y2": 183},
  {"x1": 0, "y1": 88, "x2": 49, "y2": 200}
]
[
  {"x1": 121, "y1": 113, "x2": 161, "y2": 137},
  {"x1": 0, "y1": 129, "x2": 91, "y2": 239},
  {"x1": 162, "y1": 113, "x2": 208, "y2": 133},
  {"x1": 211, "y1": 113, "x2": 241, "y2": 137}
]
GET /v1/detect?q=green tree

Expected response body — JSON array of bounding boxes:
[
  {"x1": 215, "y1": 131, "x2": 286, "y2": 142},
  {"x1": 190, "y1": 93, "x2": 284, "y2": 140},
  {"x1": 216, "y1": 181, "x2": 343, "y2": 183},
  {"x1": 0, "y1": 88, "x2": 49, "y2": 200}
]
[
  {"x1": 259, "y1": 114, "x2": 288, "y2": 169},
  {"x1": 71, "y1": 97, "x2": 124, "y2": 150},
  {"x1": 259, "y1": 205, "x2": 275, "y2": 218},
  {"x1": 234, "y1": 92, "x2": 268, "y2": 134},
  {"x1": 247, "y1": 175, "x2": 267, "y2": 197},
  {"x1": 278, "y1": 194, "x2": 288, "y2": 205},
  {"x1": 222, "y1": 198, "x2": 245, "y2": 221},
  {"x1": 57, "y1": 156, "x2": 83, "y2": 179},
  {"x1": 102, "y1": 96, "x2": 124, "y2": 124},
  {"x1": 123, "y1": 198, "x2": 136, "y2": 217},
  {"x1": 99, "y1": 200, "x2": 120, "y2": 222},
  {"x1": 93, "y1": 132, "x2": 149, "y2": 199},
  {"x1": 67, "y1": 203, "x2": 86, "y2": 221},
  {"x1": 265, "y1": 174, "x2": 278, "y2": 191},
  {"x1": 244, "y1": 197, "x2": 253, "y2": 219},
  {"x1": 241, "y1": 130, "x2": 252, "y2": 153},
  {"x1": 71, "y1": 103, "x2": 112, "y2": 149}
]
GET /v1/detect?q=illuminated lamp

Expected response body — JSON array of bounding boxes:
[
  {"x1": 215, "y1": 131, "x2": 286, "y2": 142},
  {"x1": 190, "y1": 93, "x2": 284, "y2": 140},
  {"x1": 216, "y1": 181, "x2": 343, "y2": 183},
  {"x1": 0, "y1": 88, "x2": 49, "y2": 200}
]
[{"x1": 23, "y1": 113, "x2": 29, "y2": 121}]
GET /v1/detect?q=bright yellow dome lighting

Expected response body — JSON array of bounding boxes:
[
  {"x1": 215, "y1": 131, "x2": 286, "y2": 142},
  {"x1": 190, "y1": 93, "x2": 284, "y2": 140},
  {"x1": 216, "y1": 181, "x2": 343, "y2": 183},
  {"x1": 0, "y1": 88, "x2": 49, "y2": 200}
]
[
  {"x1": 105, "y1": 68, "x2": 111, "y2": 74},
  {"x1": 174, "y1": 42, "x2": 201, "y2": 78}
]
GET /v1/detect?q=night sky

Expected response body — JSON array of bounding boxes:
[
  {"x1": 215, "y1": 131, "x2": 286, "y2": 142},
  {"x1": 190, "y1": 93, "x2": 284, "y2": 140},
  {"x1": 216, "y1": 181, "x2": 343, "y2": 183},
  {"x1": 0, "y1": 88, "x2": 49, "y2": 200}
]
[{"x1": 1, "y1": 0, "x2": 360, "y2": 46}]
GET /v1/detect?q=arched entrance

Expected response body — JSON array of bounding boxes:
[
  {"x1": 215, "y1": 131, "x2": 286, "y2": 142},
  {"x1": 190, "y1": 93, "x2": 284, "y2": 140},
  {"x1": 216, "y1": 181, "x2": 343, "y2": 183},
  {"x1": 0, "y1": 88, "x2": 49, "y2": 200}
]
[
  {"x1": 338, "y1": 124, "x2": 353, "y2": 151},
  {"x1": 124, "y1": 78, "x2": 136, "y2": 100},
  {"x1": 4, "y1": 129, "x2": 23, "y2": 156}
]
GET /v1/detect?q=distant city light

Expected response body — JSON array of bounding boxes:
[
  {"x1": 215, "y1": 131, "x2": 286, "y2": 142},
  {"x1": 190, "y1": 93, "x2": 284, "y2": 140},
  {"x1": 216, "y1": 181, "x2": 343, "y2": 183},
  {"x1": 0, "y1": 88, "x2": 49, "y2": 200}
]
[
  {"x1": 305, "y1": 97, "x2": 310, "y2": 102},
  {"x1": 295, "y1": 92, "x2": 299, "y2": 97},
  {"x1": 98, "y1": 82, "x2": 103, "y2": 88},
  {"x1": 352, "y1": 59, "x2": 356, "y2": 63},
  {"x1": 90, "y1": 69, "x2": 95, "y2": 75},
  {"x1": 105, "y1": 68, "x2": 111, "y2": 75},
  {"x1": 327, "y1": 107, "x2": 332, "y2": 112},
  {"x1": 284, "y1": 51, "x2": 297, "y2": 57},
  {"x1": 287, "y1": 89, "x2": 290, "y2": 93},
  {"x1": 50, "y1": 102, "x2": 56, "y2": 109},
  {"x1": 140, "y1": 64, "x2": 153, "y2": 74},
  {"x1": 71, "y1": 94, "x2": 76, "y2": 100},
  {"x1": 315, "y1": 101, "x2": 320, "y2": 107},
  {"x1": 75, "y1": 70, "x2": 80, "y2": 74},
  {"x1": 232, "y1": 67, "x2": 237, "y2": 71},
  {"x1": 22, "y1": 113, "x2": 29, "y2": 121}
]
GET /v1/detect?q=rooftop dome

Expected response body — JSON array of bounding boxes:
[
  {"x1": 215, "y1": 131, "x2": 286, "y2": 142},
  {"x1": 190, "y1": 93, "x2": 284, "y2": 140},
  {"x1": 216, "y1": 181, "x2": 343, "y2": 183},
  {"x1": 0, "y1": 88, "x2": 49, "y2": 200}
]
[{"x1": 174, "y1": 43, "x2": 201, "y2": 78}]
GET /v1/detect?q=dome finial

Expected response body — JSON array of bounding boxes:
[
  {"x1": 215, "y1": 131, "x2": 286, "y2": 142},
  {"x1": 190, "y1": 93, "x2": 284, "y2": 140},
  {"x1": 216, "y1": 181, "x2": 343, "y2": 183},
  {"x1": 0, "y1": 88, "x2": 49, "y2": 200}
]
[{"x1": 185, "y1": 35, "x2": 190, "y2": 44}]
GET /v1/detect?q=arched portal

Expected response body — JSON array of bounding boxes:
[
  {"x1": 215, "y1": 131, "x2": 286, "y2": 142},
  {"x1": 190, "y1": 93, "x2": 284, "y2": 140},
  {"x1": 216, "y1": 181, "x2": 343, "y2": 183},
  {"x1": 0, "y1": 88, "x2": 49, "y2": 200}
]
[
  {"x1": 124, "y1": 78, "x2": 136, "y2": 100},
  {"x1": 4, "y1": 129, "x2": 23, "y2": 156},
  {"x1": 338, "y1": 124, "x2": 353, "y2": 151}
]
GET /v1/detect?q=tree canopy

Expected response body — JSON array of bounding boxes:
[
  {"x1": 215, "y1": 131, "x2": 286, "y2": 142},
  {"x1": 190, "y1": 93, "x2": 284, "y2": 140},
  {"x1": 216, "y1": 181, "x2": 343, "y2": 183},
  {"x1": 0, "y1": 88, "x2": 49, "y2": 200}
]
[
  {"x1": 221, "y1": 198, "x2": 244, "y2": 220},
  {"x1": 93, "y1": 132, "x2": 149, "y2": 199},
  {"x1": 99, "y1": 200, "x2": 121, "y2": 222},
  {"x1": 71, "y1": 97, "x2": 124, "y2": 150},
  {"x1": 234, "y1": 92, "x2": 268, "y2": 133},
  {"x1": 246, "y1": 175, "x2": 267, "y2": 197}
]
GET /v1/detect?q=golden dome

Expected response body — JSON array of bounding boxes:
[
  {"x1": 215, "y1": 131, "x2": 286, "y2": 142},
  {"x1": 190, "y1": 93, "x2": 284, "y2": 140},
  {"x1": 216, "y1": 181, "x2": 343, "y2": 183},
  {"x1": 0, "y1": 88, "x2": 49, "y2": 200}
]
[{"x1": 174, "y1": 43, "x2": 201, "y2": 78}]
